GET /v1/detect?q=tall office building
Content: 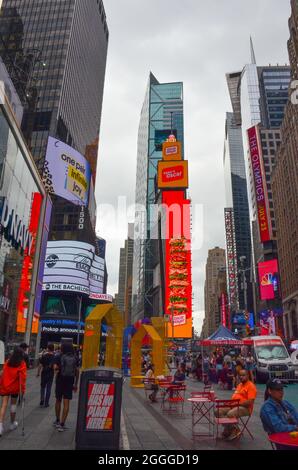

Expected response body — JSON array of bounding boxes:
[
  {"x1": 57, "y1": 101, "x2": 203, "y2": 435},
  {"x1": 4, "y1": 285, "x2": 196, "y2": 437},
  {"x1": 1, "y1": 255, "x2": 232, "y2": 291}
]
[
  {"x1": 116, "y1": 224, "x2": 134, "y2": 326},
  {"x1": 0, "y1": 1, "x2": 109, "y2": 345},
  {"x1": 132, "y1": 73, "x2": 184, "y2": 322},
  {"x1": 203, "y1": 248, "x2": 226, "y2": 338},
  {"x1": 0, "y1": 0, "x2": 109, "y2": 167},
  {"x1": 226, "y1": 44, "x2": 291, "y2": 320},
  {"x1": 223, "y1": 111, "x2": 252, "y2": 313},
  {"x1": 272, "y1": 0, "x2": 298, "y2": 339},
  {"x1": 116, "y1": 247, "x2": 126, "y2": 314}
]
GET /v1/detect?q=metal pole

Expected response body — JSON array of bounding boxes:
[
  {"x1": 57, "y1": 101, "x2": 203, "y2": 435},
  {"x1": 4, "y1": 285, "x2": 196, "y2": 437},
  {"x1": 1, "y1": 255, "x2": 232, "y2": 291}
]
[{"x1": 77, "y1": 296, "x2": 82, "y2": 346}]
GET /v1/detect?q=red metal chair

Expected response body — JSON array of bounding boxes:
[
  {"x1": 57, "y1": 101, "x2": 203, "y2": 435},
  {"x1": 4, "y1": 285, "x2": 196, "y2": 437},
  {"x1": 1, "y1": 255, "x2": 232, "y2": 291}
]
[
  {"x1": 162, "y1": 385, "x2": 186, "y2": 415},
  {"x1": 214, "y1": 399, "x2": 240, "y2": 440},
  {"x1": 143, "y1": 378, "x2": 157, "y2": 401},
  {"x1": 238, "y1": 413, "x2": 254, "y2": 440}
]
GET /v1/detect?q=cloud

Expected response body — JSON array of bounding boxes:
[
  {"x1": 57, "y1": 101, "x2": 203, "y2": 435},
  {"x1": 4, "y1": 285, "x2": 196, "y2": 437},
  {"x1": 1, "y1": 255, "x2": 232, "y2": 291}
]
[{"x1": 96, "y1": 0, "x2": 291, "y2": 327}]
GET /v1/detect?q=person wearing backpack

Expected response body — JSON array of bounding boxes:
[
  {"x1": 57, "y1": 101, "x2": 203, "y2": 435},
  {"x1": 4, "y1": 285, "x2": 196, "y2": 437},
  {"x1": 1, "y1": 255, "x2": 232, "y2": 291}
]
[
  {"x1": 36, "y1": 343, "x2": 55, "y2": 407},
  {"x1": 53, "y1": 342, "x2": 79, "y2": 432}
]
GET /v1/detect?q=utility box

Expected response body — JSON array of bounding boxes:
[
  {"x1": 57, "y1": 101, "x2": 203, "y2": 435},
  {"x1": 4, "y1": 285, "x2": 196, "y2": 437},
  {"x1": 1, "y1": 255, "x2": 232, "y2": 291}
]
[{"x1": 75, "y1": 367, "x2": 123, "y2": 450}]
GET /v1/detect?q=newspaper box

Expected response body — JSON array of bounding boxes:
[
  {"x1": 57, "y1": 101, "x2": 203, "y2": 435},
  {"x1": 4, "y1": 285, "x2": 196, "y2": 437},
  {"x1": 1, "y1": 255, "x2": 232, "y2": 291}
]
[{"x1": 75, "y1": 367, "x2": 123, "y2": 450}]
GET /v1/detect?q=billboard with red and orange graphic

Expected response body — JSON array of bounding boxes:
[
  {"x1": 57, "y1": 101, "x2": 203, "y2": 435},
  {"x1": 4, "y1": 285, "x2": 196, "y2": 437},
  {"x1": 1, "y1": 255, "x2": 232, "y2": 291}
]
[{"x1": 158, "y1": 161, "x2": 188, "y2": 189}]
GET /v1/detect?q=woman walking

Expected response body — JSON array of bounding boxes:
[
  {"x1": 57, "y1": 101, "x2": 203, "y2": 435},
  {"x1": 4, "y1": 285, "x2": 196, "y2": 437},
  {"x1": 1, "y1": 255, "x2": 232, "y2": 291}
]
[{"x1": 0, "y1": 347, "x2": 27, "y2": 436}]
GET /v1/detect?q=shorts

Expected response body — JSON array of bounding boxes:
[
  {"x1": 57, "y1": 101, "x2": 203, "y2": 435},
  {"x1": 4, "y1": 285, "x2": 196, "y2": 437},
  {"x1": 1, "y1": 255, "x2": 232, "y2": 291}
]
[
  {"x1": 0, "y1": 394, "x2": 18, "y2": 399},
  {"x1": 55, "y1": 377, "x2": 74, "y2": 401}
]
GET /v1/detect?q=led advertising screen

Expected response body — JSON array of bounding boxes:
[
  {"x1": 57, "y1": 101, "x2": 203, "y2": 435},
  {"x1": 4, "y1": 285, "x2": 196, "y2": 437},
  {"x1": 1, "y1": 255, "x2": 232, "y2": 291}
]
[
  {"x1": 162, "y1": 191, "x2": 192, "y2": 339},
  {"x1": 157, "y1": 161, "x2": 189, "y2": 189},
  {"x1": 258, "y1": 259, "x2": 279, "y2": 300},
  {"x1": 162, "y1": 141, "x2": 182, "y2": 161},
  {"x1": 43, "y1": 137, "x2": 91, "y2": 206},
  {"x1": 247, "y1": 126, "x2": 272, "y2": 243},
  {"x1": 42, "y1": 241, "x2": 105, "y2": 298},
  {"x1": 155, "y1": 129, "x2": 177, "y2": 151}
]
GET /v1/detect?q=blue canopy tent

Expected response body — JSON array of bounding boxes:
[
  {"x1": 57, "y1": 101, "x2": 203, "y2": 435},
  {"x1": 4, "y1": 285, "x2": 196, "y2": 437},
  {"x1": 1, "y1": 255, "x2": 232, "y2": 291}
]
[{"x1": 199, "y1": 325, "x2": 253, "y2": 347}]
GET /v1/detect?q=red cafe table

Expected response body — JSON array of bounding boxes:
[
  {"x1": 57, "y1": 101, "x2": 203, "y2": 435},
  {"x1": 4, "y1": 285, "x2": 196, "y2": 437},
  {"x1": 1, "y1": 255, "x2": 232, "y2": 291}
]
[
  {"x1": 268, "y1": 432, "x2": 298, "y2": 450},
  {"x1": 187, "y1": 397, "x2": 214, "y2": 438}
]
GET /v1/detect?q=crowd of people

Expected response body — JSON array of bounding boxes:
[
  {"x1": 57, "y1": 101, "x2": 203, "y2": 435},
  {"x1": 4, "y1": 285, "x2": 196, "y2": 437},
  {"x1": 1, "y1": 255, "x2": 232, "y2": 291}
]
[{"x1": 1, "y1": 343, "x2": 298, "y2": 448}]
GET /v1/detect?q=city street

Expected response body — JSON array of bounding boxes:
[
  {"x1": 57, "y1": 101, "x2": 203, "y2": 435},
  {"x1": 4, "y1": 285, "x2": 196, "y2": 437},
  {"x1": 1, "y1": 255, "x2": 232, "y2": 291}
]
[{"x1": 1, "y1": 369, "x2": 297, "y2": 450}]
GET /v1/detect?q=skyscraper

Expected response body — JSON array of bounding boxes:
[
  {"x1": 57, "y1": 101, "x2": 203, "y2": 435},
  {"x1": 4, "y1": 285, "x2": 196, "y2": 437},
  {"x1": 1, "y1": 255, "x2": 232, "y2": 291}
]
[
  {"x1": 116, "y1": 224, "x2": 134, "y2": 327},
  {"x1": 0, "y1": 0, "x2": 108, "y2": 167},
  {"x1": 223, "y1": 111, "x2": 252, "y2": 312},
  {"x1": 226, "y1": 43, "x2": 291, "y2": 321},
  {"x1": 203, "y1": 248, "x2": 226, "y2": 337},
  {"x1": 132, "y1": 73, "x2": 184, "y2": 322},
  {"x1": 272, "y1": 0, "x2": 298, "y2": 339}
]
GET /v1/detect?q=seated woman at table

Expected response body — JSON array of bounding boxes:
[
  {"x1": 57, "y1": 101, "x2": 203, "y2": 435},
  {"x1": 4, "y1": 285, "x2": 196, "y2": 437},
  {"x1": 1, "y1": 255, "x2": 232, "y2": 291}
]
[
  {"x1": 260, "y1": 379, "x2": 298, "y2": 449},
  {"x1": 144, "y1": 364, "x2": 159, "y2": 403},
  {"x1": 173, "y1": 364, "x2": 186, "y2": 385}
]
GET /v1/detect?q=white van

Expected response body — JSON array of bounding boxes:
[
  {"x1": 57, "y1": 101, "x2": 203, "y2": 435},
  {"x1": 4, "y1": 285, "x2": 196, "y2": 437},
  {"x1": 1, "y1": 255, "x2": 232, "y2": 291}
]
[{"x1": 251, "y1": 335, "x2": 295, "y2": 383}]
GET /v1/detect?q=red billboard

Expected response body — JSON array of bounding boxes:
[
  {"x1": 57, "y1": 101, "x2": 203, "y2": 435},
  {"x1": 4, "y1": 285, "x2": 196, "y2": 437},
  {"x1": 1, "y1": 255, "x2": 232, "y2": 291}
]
[
  {"x1": 258, "y1": 259, "x2": 279, "y2": 300},
  {"x1": 221, "y1": 293, "x2": 228, "y2": 327},
  {"x1": 247, "y1": 126, "x2": 271, "y2": 243},
  {"x1": 162, "y1": 191, "x2": 192, "y2": 338}
]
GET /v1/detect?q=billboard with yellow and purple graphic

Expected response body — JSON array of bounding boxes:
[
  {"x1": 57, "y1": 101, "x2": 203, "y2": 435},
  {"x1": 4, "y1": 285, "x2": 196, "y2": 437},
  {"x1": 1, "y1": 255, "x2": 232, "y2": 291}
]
[{"x1": 43, "y1": 137, "x2": 91, "y2": 206}]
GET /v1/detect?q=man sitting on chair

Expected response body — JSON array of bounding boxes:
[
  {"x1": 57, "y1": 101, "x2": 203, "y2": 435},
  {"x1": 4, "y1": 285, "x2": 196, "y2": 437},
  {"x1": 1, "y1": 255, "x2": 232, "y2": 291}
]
[{"x1": 216, "y1": 369, "x2": 257, "y2": 440}]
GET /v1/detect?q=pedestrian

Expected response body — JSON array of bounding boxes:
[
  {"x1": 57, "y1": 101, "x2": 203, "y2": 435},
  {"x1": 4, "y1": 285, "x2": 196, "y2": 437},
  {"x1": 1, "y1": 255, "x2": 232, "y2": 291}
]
[
  {"x1": 37, "y1": 343, "x2": 55, "y2": 408},
  {"x1": 20, "y1": 343, "x2": 30, "y2": 369},
  {"x1": 53, "y1": 342, "x2": 79, "y2": 432},
  {"x1": 0, "y1": 346, "x2": 27, "y2": 436},
  {"x1": 144, "y1": 364, "x2": 158, "y2": 403}
]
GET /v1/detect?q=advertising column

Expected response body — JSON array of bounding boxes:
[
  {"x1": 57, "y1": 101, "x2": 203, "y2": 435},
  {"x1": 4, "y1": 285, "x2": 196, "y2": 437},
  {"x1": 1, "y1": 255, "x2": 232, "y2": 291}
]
[{"x1": 157, "y1": 136, "x2": 193, "y2": 339}]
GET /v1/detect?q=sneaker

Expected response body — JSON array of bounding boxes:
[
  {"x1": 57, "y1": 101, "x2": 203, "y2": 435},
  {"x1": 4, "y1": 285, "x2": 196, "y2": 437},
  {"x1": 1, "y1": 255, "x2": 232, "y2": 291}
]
[
  {"x1": 57, "y1": 424, "x2": 69, "y2": 432},
  {"x1": 227, "y1": 428, "x2": 241, "y2": 441},
  {"x1": 9, "y1": 421, "x2": 18, "y2": 432},
  {"x1": 53, "y1": 419, "x2": 60, "y2": 428},
  {"x1": 40, "y1": 401, "x2": 44, "y2": 407},
  {"x1": 0, "y1": 422, "x2": 3, "y2": 437}
]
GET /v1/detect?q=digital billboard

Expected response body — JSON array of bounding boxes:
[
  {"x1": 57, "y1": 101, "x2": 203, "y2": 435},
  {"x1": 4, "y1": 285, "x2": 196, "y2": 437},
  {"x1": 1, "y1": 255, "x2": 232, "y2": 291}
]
[
  {"x1": 16, "y1": 193, "x2": 43, "y2": 334},
  {"x1": 247, "y1": 126, "x2": 272, "y2": 243},
  {"x1": 224, "y1": 208, "x2": 238, "y2": 312},
  {"x1": 162, "y1": 191, "x2": 192, "y2": 339},
  {"x1": 155, "y1": 129, "x2": 177, "y2": 151},
  {"x1": 43, "y1": 137, "x2": 91, "y2": 206},
  {"x1": 157, "y1": 161, "x2": 188, "y2": 189},
  {"x1": 42, "y1": 241, "x2": 105, "y2": 298},
  {"x1": 162, "y1": 141, "x2": 182, "y2": 161},
  {"x1": 258, "y1": 259, "x2": 279, "y2": 300}
]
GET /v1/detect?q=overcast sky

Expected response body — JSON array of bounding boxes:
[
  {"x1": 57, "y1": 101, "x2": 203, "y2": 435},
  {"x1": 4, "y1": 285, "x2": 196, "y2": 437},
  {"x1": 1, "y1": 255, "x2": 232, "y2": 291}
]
[{"x1": 95, "y1": 0, "x2": 291, "y2": 334}]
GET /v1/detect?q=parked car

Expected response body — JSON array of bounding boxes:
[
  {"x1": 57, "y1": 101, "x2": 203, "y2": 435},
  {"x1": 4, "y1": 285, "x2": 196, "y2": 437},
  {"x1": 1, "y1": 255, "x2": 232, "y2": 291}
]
[{"x1": 290, "y1": 349, "x2": 298, "y2": 379}]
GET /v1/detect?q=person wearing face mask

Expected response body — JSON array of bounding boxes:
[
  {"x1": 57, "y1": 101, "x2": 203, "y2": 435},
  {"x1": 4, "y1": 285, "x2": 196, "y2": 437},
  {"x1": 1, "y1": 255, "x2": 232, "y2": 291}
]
[{"x1": 260, "y1": 380, "x2": 298, "y2": 435}]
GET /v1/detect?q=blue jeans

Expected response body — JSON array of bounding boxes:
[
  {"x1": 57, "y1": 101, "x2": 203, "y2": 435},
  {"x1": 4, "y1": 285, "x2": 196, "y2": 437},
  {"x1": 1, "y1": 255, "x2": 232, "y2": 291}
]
[{"x1": 40, "y1": 375, "x2": 54, "y2": 406}]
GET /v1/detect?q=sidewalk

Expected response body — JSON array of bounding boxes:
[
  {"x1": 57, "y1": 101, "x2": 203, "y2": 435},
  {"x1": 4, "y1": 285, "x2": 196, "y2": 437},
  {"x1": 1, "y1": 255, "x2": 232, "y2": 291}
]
[
  {"x1": 121, "y1": 376, "x2": 273, "y2": 450},
  {"x1": 0, "y1": 369, "x2": 78, "y2": 450},
  {"x1": 1, "y1": 371, "x2": 297, "y2": 450}
]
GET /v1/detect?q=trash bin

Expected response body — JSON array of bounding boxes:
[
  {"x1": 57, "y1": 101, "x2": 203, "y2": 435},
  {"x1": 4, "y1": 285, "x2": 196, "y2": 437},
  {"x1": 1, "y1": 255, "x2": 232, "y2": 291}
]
[{"x1": 75, "y1": 367, "x2": 123, "y2": 450}]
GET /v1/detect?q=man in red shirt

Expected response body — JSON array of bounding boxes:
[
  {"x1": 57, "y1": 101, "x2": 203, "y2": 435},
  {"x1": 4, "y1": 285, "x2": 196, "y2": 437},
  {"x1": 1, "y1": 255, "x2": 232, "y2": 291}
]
[{"x1": 216, "y1": 369, "x2": 257, "y2": 440}]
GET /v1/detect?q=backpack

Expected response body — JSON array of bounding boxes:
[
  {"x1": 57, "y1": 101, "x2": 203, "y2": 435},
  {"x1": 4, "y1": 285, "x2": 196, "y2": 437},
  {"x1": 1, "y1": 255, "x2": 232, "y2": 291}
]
[{"x1": 61, "y1": 354, "x2": 76, "y2": 378}]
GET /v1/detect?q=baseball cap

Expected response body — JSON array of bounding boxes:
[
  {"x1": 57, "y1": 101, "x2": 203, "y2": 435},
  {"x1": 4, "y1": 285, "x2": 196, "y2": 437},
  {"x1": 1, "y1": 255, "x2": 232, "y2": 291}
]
[{"x1": 266, "y1": 379, "x2": 284, "y2": 390}]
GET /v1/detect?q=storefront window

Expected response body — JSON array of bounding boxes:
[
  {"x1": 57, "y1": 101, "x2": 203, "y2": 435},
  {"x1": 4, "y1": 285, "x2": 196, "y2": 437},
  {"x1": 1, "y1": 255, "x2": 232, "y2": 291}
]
[{"x1": 0, "y1": 106, "x2": 43, "y2": 342}]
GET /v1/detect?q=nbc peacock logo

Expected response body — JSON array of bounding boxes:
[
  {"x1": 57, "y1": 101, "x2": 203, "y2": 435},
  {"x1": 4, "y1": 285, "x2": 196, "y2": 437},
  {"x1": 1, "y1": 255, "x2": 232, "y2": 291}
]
[{"x1": 261, "y1": 272, "x2": 274, "y2": 287}]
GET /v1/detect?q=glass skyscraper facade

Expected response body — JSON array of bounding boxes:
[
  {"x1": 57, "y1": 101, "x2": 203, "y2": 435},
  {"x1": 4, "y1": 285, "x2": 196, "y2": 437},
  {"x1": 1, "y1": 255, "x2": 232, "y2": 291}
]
[
  {"x1": 132, "y1": 73, "x2": 184, "y2": 322},
  {"x1": 0, "y1": 0, "x2": 108, "y2": 168},
  {"x1": 224, "y1": 112, "x2": 253, "y2": 311}
]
